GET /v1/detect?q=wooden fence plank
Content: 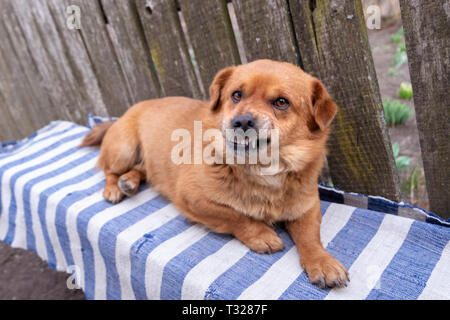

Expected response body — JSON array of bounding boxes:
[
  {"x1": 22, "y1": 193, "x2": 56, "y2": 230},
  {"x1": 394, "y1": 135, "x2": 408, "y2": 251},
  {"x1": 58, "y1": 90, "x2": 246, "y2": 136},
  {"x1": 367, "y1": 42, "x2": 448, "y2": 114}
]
[
  {"x1": 0, "y1": 35, "x2": 36, "y2": 139},
  {"x1": 6, "y1": 0, "x2": 111, "y2": 128},
  {"x1": 59, "y1": 0, "x2": 132, "y2": 116},
  {"x1": 179, "y1": 0, "x2": 241, "y2": 92},
  {"x1": 232, "y1": 0, "x2": 299, "y2": 64},
  {"x1": 400, "y1": 0, "x2": 450, "y2": 217},
  {"x1": 99, "y1": 0, "x2": 162, "y2": 103},
  {"x1": 0, "y1": 43, "x2": 36, "y2": 140},
  {"x1": 289, "y1": 0, "x2": 400, "y2": 201},
  {"x1": 0, "y1": 1, "x2": 55, "y2": 139},
  {"x1": 135, "y1": 0, "x2": 201, "y2": 98},
  {"x1": 0, "y1": 89, "x2": 19, "y2": 141}
]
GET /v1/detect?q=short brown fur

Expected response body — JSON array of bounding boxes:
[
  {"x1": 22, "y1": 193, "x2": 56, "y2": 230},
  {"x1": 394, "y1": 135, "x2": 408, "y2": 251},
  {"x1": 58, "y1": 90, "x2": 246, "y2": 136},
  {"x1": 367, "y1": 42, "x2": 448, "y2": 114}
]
[{"x1": 81, "y1": 60, "x2": 348, "y2": 288}]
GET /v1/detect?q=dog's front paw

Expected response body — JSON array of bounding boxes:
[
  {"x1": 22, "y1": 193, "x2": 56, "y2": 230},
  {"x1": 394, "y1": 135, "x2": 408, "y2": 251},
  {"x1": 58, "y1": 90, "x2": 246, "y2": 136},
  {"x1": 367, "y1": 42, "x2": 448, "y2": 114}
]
[
  {"x1": 240, "y1": 225, "x2": 285, "y2": 254},
  {"x1": 302, "y1": 252, "x2": 349, "y2": 288},
  {"x1": 103, "y1": 185, "x2": 124, "y2": 204}
]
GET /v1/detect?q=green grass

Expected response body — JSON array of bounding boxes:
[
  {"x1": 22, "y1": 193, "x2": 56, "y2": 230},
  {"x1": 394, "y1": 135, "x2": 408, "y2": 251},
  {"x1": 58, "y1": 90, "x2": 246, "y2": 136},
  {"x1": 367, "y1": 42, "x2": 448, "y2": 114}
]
[
  {"x1": 383, "y1": 98, "x2": 413, "y2": 126},
  {"x1": 389, "y1": 27, "x2": 408, "y2": 75},
  {"x1": 393, "y1": 43, "x2": 408, "y2": 69},
  {"x1": 392, "y1": 142, "x2": 411, "y2": 171},
  {"x1": 401, "y1": 166, "x2": 424, "y2": 200},
  {"x1": 398, "y1": 82, "x2": 413, "y2": 99},
  {"x1": 391, "y1": 27, "x2": 404, "y2": 44}
]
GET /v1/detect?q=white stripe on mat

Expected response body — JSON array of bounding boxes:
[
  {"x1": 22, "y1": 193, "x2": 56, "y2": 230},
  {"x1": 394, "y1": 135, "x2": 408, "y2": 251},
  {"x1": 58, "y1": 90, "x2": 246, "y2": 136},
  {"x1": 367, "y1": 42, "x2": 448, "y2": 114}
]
[
  {"x1": 26, "y1": 155, "x2": 98, "y2": 259},
  {"x1": 181, "y1": 238, "x2": 249, "y2": 300},
  {"x1": 11, "y1": 144, "x2": 91, "y2": 248},
  {"x1": 0, "y1": 122, "x2": 72, "y2": 158},
  {"x1": 116, "y1": 204, "x2": 180, "y2": 300},
  {"x1": 145, "y1": 224, "x2": 210, "y2": 299},
  {"x1": 418, "y1": 241, "x2": 450, "y2": 300},
  {"x1": 0, "y1": 128, "x2": 87, "y2": 240},
  {"x1": 325, "y1": 214, "x2": 413, "y2": 300},
  {"x1": 0, "y1": 122, "x2": 73, "y2": 167},
  {"x1": 88, "y1": 189, "x2": 159, "y2": 300},
  {"x1": 237, "y1": 203, "x2": 355, "y2": 300},
  {"x1": 44, "y1": 171, "x2": 104, "y2": 270},
  {"x1": 67, "y1": 190, "x2": 105, "y2": 291}
]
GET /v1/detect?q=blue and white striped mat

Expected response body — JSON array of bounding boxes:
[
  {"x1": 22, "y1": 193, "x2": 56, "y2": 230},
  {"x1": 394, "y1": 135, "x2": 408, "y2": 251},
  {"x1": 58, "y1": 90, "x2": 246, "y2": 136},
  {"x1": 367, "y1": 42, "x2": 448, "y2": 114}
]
[{"x1": 1, "y1": 120, "x2": 449, "y2": 300}]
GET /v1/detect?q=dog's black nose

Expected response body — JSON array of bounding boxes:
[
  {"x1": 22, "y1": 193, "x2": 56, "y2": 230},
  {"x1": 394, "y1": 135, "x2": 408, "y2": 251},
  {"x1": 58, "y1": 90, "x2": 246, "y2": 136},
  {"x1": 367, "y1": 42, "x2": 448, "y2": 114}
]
[{"x1": 231, "y1": 114, "x2": 256, "y2": 131}]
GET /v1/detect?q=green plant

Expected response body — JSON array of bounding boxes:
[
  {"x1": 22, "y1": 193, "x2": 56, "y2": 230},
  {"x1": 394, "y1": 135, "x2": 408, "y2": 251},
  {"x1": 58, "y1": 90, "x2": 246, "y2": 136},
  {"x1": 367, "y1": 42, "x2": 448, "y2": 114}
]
[
  {"x1": 392, "y1": 142, "x2": 411, "y2": 171},
  {"x1": 398, "y1": 82, "x2": 413, "y2": 99},
  {"x1": 391, "y1": 27, "x2": 404, "y2": 44},
  {"x1": 402, "y1": 166, "x2": 425, "y2": 203},
  {"x1": 393, "y1": 44, "x2": 408, "y2": 69},
  {"x1": 390, "y1": 29, "x2": 408, "y2": 75},
  {"x1": 383, "y1": 98, "x2": 413, "y2": 126},
  {"x1": 389, "y1": 67, "x2": 404, "y2": 77}
]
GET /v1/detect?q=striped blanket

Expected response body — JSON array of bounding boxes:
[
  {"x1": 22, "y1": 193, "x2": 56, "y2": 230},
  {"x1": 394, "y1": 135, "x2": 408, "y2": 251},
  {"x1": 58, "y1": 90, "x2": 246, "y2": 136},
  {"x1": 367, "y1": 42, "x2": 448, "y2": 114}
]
[{"x1": 0, "y1": 120, "x2": 449, "y2": 300}]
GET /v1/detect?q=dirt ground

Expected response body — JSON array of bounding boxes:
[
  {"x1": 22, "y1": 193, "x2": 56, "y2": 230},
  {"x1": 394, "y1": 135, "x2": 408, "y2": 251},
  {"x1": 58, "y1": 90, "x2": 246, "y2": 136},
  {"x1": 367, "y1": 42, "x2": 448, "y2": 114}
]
[
  {"x1": 0, "y1": 241, "x2": 85, "y2": 299},
  {"x1": 0, "y1": 21, "x2": 427, "y2": 300}
]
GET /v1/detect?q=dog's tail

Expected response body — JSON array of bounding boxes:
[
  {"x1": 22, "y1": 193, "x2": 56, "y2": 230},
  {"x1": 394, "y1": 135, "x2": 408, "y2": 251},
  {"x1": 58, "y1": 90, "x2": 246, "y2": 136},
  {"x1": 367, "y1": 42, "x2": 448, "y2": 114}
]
[{"x1": 79, "y1": 121, "x2": 115, "y2": 148}]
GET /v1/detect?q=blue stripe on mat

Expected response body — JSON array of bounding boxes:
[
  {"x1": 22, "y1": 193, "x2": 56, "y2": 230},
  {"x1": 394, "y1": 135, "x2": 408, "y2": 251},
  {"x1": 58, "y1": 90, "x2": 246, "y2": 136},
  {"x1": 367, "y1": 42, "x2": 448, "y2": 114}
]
[
  {"x1": 130, "y1": 216, "x2": 195, "y2": 300},
  {"x1": 24, "y1": 152, "x2": 98, "y2": 253},
  {"x1": 77, "y1": 200, "x2": 116, "y2": 299},
  {"x1": 98, "y1": 194, "x2": 170, "y2": 300},
  {"x1": 56, "y1": 181, "x2": 105, "y2": 268},
  {"x1": 279, "y1": 207, "x2": 385, "y2": 299},
  {"x1": 365, "y1": 221, "x2": 450, "y2": 300},
  {"x1": 203, "y1": 201, "x2": 332, "y2": 300},
  {"x1": 204, "y1": 230, "x2": 293, "y2": 300},
  {"x1": 0, "y1": 124, "x2": 78, "y2": 216},
  {"x1": 0, "y1": 121, "x2": 61, "y2": 158},
  {"x1": 160, "y1": 232, "x2": 233, "y2": 300},
  {"x1": 4, "y1": 132, "x2": 88, "y2": 243},
  {"x1": 368, "y1": 198, "x2": 398, "y2": 214}
]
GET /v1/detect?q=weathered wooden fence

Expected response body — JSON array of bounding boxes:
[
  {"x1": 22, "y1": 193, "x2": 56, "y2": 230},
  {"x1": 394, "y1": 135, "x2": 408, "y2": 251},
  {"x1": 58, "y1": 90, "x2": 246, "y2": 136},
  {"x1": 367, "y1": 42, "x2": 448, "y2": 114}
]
[{"x1": 0, "y1": 0, "x2": 448, "y2": 217}]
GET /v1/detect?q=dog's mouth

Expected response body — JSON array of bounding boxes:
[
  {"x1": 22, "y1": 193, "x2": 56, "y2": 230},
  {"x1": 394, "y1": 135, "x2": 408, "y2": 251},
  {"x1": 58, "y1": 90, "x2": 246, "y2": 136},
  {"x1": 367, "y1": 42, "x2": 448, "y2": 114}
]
[{"x1": 225, "y1": 136, "x2": 271, "y2": 155}]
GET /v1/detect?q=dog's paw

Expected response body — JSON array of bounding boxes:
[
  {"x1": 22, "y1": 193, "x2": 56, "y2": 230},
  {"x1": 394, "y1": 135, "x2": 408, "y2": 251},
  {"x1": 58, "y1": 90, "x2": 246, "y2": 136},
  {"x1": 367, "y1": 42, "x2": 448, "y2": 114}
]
[
  {"x1": 302, "y1": 252, "x2": 349, "y2": 288},
  {"x1": 118, "y1": 176, "x2": 139, "y2": 197},
  {"x1": 103, "y1": 186, "x2": 124, "y2": 204},
  {"x1": 241, "y1": 226, "x2": 284, "y2": 254}
]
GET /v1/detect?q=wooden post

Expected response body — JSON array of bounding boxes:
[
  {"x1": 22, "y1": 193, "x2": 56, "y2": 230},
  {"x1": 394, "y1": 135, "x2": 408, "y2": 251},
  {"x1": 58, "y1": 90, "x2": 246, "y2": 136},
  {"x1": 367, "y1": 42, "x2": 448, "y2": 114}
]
[
  {"x1": 0, "y1": 0, "x2": 58, "y2": 139},
  {"x1": 5, "y1": 0, "x2": 114, "y2": 127},
  {"x1": 135, "y1": 0, "x2": 202, "y2": 99},
  {"x1": 289, "y1": 0, "x2": 400, "y2": 201},
  {"x1": 56, "y1": 0, "x2": 133, "y2": 116},
  {"x1": 400, "y1": 0, "x2": 450, "y2": 217},
  {"x1": 179, "y1": 0, "x2": 241, "y2": 93},
  {"x1": 99, "y1": 0, "x2": 163, "y2": 104},
  {"x1": 232, "y1": 0, "x2": 300, "y2": 65}
]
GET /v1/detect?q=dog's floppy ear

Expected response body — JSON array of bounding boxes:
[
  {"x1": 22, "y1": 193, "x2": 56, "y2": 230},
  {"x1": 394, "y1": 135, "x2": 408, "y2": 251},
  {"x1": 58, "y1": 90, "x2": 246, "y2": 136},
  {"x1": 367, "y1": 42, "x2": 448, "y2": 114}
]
[
  {"x1": 208, "y1": 66, "x2": 235, "y2": 111},
  {"x1": 310, "y1": 79, "x2": 338, "y2": 130}
]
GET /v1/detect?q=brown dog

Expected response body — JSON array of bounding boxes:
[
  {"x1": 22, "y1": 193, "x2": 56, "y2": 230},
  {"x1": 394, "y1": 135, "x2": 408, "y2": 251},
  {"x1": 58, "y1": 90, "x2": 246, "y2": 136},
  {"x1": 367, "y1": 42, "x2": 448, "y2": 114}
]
[{"x1": 80, "y1": 59, "x2": 348, "y2": 288}]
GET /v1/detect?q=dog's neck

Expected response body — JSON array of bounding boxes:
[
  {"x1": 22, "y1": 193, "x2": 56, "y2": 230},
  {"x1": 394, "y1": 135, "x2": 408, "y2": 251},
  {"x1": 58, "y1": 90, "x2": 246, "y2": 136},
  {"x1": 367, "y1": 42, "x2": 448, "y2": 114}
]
[{"x1": 230, "y1": 164, "x2": 289, "y2": 190}]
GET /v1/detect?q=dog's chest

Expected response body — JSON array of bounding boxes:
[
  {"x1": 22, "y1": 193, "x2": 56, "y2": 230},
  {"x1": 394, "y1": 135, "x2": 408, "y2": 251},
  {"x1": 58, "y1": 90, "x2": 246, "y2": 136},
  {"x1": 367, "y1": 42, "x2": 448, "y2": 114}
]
[{"x1": 220, "y1": 177, "x2": 304, "y2": 223}]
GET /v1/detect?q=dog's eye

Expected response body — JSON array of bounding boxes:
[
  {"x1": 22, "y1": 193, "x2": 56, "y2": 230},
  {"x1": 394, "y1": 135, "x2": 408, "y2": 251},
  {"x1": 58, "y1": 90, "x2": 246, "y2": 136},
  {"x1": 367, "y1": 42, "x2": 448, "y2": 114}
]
[
  {"x1": 231, "y1": 91, "x2": 242, "y2": 103},
  {"x1": 273, "y1": 98, "x2": 290, "y2": 110}
]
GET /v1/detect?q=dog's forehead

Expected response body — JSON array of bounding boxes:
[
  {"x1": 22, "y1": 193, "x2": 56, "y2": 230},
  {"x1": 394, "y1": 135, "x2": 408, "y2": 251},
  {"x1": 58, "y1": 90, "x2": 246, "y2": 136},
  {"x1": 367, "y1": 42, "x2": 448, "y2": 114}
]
[{"x1": 230, "y1": 61, "x2": 310, "y2": 94}]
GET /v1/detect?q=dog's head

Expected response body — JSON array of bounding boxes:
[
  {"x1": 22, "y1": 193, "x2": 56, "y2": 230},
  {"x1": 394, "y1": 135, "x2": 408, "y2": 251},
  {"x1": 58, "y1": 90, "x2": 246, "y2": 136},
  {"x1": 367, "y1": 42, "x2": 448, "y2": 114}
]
[{"x1": 208, "y1": 59, "x2": 338, "y2": 173}]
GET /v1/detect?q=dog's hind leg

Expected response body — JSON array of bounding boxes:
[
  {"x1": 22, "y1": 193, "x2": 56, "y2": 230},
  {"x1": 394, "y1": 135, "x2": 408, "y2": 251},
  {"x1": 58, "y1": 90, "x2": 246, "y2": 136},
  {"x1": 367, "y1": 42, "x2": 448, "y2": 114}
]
[
  {"x1": 118, "y1": 165, "x2": 146, "y2": 197},
  {"x1": 98, "y1": 119, "x2": 142, "y2": 203}
]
